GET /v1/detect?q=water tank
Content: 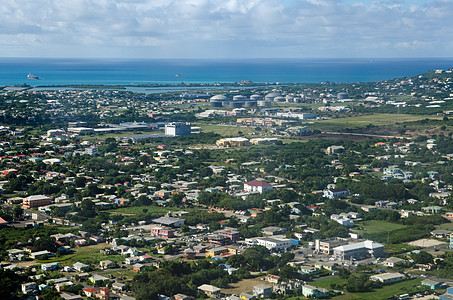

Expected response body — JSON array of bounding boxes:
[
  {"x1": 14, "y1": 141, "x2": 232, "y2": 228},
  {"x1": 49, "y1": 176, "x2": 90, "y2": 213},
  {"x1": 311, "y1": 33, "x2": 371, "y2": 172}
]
[
  {"x1": 265, "y1": 92, "x2": 281, "y2": 101},
  {"x1": 258, "y1": 100, "x2": 272, "y2": 107},
  {"x1": 337, "y1": 92, "x2": 349, "y2": 100},
  {"x1": 210, "y1": 94, "x2": 228, "y2": 101},
  {"x1": 211, "y1": 101, "x2": 223, "y2": 107},
  {"x1": 233, "y1": 95, "x2": 247, "y2": 101},
  {"x1": 250, "y1": 94, "x2": 263, "y2": 101},
  {"x1": 230, "y1": 101, "x2": 243, "y2": 108},
  {"x1": 210, "y1": 94, "x2": 228, "y2": 107},
  {"x1": 244, "y1": 101, "x2": 257, "y2": 108}
]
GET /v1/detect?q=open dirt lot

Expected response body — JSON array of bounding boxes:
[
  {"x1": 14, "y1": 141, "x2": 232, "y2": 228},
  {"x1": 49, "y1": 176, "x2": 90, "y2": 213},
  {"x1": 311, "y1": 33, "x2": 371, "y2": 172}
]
[
  {"x1": 407, "y1": 239, "x2": 446, "y2": 247},
  {"x1": 221, "y1": 276, "x2": 267, "y2": 295}
]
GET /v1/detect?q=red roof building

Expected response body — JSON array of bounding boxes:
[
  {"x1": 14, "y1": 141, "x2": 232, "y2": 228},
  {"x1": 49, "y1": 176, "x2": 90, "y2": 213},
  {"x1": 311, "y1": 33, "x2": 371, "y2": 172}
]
[{"x1": 244, "y1": 180, "x2": 273, "y2": 194}]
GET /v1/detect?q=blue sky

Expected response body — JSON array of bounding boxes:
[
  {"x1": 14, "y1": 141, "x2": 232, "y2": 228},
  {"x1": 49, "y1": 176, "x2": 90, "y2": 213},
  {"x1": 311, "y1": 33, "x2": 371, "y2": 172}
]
[{"x1": 0, "y1": 0, "x2": 452, "y2": 58}]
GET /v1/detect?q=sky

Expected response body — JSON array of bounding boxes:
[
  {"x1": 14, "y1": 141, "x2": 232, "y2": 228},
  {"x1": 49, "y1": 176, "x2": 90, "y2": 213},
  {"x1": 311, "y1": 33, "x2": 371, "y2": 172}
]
[{"x1": 1, "y1": 0, "x2": 452, "y2": 59}]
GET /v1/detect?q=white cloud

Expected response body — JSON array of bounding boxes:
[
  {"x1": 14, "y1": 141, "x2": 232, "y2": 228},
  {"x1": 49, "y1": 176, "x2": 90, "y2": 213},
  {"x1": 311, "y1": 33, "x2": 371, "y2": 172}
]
[{"x1": 0, "y1": 0, "x2": 452, "y2": 58}]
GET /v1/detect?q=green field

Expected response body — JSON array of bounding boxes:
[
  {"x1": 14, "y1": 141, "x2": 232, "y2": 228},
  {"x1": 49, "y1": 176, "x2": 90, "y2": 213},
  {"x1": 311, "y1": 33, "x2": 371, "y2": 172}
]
[
  {"x1": 108, "y1": 205, "x2": 193, "y2": 216},
  {"x1": 199, "y1": 124, "x2": 256, "y2": 137},
  {"x1": 38, "y1": 244, "x2": 125, "y2": 266},
  {"x1": 311, "y1": 114, "x2": 442, "y2": 131},
  {"x1": 437, "y1": 221, "x2": 453, "y2": 231},
  {"x1": 312, "y1": 277, "x2": 423, "y2": 300},
  {"x1": 353, "y1": 220, "x2": 407, "y2": 235}
]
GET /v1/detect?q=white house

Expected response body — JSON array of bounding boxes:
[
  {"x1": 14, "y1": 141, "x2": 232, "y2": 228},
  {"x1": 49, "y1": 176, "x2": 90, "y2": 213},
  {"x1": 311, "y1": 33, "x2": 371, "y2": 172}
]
[
  {"x1": 323, "y1": 188, "x2": 349, "y2": 199},
  {"x1": 244, "y1": 180, "x2": 273, "y2": 194}
]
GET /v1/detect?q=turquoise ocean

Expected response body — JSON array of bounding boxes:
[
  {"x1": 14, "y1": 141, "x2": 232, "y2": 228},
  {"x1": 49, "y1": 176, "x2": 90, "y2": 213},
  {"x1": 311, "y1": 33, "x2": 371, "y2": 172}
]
[{"x1": 1, "y1": 58, "x2": 453, "y2": 87}]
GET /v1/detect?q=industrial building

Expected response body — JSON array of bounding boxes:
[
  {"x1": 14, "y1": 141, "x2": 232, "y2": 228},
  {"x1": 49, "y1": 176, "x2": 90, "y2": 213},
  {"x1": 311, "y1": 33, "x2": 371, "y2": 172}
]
[{"x1": 333, "y1": 240, "x2": 384, "y2": 260}]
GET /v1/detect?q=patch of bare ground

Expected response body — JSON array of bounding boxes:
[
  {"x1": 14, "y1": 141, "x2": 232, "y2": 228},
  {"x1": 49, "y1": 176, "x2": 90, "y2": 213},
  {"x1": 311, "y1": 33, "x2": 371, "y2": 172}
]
[{"x1": 221, "y1": 276, "x2": 267, "y2": 295}]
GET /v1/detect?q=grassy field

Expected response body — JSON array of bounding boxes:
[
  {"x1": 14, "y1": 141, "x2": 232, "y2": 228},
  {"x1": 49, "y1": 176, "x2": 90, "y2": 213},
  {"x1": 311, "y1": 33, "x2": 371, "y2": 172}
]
[
  {"x1": 107, "y1": 205, "x2": 198, "y2": 216},
  {"x1": 311, "y1": 277, "x2": 423, "y2": 300},
  {"x1": 311, "y1": 114, "x2": 442, "y2": 131},
  {"x1": 437, "y1": 221, "x2": 453, "y2": 231},
  {"x1": 108, "y1": 205, "x2": 177, "y2": 215},
  {"x1": 199, "y1": 124, "x2": 256, "y2": 137},
  {"x1": 353, "y1": 220, "x2": 407, "y2": 235},
  {"x1": 384, "y1": 243, "x2": 421, "y2": 255},
  {"x1": 37, "y1": 244, "x2": 125, "y2": 266},
  {"x1": 83, "y1": 130, "x2": 164, "y2": 142}
]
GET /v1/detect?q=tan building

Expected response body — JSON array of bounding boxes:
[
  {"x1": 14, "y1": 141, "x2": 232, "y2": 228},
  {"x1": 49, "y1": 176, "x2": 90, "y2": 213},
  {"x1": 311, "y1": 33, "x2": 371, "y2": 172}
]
[
  {"x1": 23, "y1": 195, "x2": 51, "y2": 208},
  {"x1": 205, "y1": 247, "x2": 229, "y2": 258},
  {"x1": 216, "y1": 137, "x2": 250, "y2": 147}
]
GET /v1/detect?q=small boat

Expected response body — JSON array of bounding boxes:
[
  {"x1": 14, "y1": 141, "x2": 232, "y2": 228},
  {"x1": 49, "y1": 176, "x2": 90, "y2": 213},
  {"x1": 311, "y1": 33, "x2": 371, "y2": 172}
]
[
  {"x1": 175, "y1": 74, "x2": 182, "y2": 77},
  {"x1": 27, "y1": 73, "x2": 40, "y2": 80}
]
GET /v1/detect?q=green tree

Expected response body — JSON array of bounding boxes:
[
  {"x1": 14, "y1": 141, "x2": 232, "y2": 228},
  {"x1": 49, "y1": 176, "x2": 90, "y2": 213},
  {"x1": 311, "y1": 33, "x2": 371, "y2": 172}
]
[{"x1": 34, "y1": 236, "x2": 58, "y2": 252}]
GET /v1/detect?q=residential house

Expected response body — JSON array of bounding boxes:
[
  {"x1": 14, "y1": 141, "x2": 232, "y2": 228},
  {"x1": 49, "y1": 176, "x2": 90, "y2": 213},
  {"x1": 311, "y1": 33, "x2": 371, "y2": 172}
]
[
  {"x1": 244, "y1": 179, "x2": 273, "y2": 194},
  {"x1": 323, "y1": 188, "x2": 349, "y2": 199},
  {"x1": 198, "y1": 284, "x2": 222, "y2": 298},
  {"x1": 83, "y1": 288, "x2": 99, "y2": 298},
  {"x1": 299, "y1": 266, "x2": 319, "y2": 275},
  {"x1": 133, "y1": 263, "x2": 145, "y2": 272},
  {"x1": 370, "y1": 273, "x2": 404, "y2": 284},
  {"x1": 100, "y1": 260, "x2": 117, "y2": 270},
  {"x1": 112, "y1": 282, "x2": 129, "y2": 293},
  {"x1": 41, "y1": 262, "x2": 59, "y2": 271},
  {"x1": 73, "y1": 262, "x2": 90, "y2": 272},
  {"x1": 382, "y1": 257, "x2": 405, "y2": 268},
  {"x1": 125, "y1": 257, "x2": 140, "y2": 265},
  {"x1": 89, "y1": 275, "x2": 109, "y2": 285}
]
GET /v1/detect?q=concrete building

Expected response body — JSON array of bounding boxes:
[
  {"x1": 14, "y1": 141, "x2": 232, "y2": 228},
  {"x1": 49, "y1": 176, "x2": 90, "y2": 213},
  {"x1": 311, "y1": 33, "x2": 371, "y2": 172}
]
[
  {"x1": 254, "y1": 237, "x2": 292, "y2": 252},
  {"x1": 253, "y1": 284, "x2": 272, "y2": 298},
  {"x1": 22, "y1": 282, "x2": 37, "y2": 295},
  {"x1": 315, "y1": 238, "x2": 349, "y2": 255},
  {"x1": 165, "y1": 122, "x2": 191, "y2": 137},
  {"x1": 23, "y1": 195, "x2": 51, "y2": 208}
]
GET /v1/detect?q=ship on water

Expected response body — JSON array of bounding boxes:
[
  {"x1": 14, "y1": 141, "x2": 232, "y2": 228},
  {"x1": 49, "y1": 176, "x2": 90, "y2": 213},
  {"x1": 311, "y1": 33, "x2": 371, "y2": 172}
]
[{"x1": 27, "y1": 73, "x2": 40, "y2": 80}]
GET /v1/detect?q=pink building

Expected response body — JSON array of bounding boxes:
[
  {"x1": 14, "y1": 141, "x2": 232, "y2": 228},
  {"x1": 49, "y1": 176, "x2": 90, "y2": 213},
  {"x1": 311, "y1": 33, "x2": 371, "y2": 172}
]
[{"x1": 150, "y1": 226, "x2": 174, "y2": 238}]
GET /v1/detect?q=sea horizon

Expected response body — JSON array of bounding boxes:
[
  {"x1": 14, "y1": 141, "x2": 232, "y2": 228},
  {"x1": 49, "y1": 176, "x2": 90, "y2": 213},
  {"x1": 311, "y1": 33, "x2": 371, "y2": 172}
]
[{"x1": 1, "y1": 57, "x2": 453, "y2": 87}]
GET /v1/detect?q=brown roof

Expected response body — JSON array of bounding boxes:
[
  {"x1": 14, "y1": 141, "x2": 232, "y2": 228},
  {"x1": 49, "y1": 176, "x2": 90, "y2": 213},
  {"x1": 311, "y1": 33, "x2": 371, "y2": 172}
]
[{"x1": 245, "y1": 180, "x2": 272, "y2": 187}]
